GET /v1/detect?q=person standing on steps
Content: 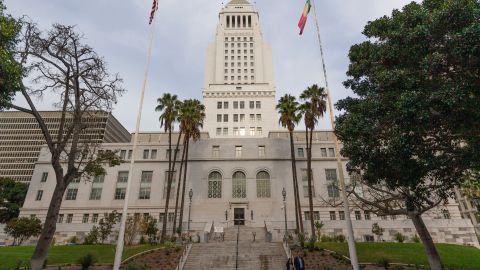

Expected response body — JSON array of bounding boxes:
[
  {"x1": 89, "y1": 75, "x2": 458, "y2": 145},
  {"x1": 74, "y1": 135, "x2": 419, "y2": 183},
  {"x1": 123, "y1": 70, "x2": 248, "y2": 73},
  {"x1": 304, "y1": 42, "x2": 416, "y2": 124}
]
[
  {"x1": 294, "y1": 252, "x2": 305, "y2": 270},
  {"x1": 286, "y1": 257, "x2": 294, "y2": 270}
]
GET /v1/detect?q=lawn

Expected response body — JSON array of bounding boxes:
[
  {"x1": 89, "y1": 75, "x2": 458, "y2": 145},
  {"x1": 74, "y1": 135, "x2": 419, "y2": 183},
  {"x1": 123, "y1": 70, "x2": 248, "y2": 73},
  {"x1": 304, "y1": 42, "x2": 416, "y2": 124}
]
[
  {"x1": 316, "y1": 242, "x2": 480, "y2": 269},
  {"x1": 0, "y1": 244, "x2": 159, "y2": 268}
]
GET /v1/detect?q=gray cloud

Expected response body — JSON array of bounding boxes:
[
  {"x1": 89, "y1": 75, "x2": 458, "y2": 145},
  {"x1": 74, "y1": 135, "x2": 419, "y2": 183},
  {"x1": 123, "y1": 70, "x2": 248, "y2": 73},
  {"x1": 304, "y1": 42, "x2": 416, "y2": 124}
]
[{"x1": 5, "y1": 0, "x2": 417, "y2": 132}]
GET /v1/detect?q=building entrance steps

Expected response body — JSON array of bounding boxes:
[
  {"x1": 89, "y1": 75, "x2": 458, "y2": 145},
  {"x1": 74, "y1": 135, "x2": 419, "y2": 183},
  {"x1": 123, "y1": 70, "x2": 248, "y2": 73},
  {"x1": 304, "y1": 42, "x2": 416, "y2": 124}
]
[{"x1": 183, "y1": 226, "x2": 287, "y2": 270}]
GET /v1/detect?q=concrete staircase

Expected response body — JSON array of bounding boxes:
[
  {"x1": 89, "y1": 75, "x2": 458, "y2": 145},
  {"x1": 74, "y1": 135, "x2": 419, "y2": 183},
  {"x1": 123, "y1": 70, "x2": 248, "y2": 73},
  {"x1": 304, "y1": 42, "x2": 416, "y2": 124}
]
[{"x1": 183, "y1": 226, "x2": 286, "y2": 270}]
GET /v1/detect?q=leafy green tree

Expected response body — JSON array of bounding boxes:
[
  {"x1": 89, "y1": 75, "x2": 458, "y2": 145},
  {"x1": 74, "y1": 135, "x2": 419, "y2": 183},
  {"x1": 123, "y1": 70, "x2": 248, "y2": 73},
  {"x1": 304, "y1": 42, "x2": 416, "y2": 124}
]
[
  {"x1": 0, "y1": 0, "x2": 23, "y2": 109},
  {"x1": 155, "y1": 93, "x2": 180, "y2": 241},
  {"x1": 98, "y1": 211, "x2": 119, "y2": 244},
  {"x1": 276, "y1": 94, "x2": 304, "y2": 233},
  {"x1": 0, "y1": 178, "x2": 28, "y2": 223},
  {"x1": 371, "y1": 223, "x2": 384, "y2": 242},
  {"x1": 83, "y1": 225, "x2": 99, "y2": 245},
  {"x1": 141, "y1": 215, "x2": 159, "y2": 244},
  {"x1": 300, "y1": 84, "x2": 327, "y2": 238},
  {"x1": 336, "y1": 1, "x2": 480, "y2": 269},
  {"x1": 4, "y1": 216, "x2": 42, "y2": 245}
]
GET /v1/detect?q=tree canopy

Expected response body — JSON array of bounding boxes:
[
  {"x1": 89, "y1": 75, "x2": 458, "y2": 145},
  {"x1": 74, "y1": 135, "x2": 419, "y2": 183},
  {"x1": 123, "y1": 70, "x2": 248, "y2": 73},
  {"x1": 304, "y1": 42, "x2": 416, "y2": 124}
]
[{"x1": 0, "y1": 178, "x2": 28, "y2": 223}]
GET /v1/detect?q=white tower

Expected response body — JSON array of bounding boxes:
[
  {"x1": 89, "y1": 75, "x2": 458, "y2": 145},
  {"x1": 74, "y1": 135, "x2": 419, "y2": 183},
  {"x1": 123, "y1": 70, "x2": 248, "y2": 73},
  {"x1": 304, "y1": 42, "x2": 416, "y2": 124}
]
[{"x1": 202, "y1": 0, "x2": 277, "y2": 138}]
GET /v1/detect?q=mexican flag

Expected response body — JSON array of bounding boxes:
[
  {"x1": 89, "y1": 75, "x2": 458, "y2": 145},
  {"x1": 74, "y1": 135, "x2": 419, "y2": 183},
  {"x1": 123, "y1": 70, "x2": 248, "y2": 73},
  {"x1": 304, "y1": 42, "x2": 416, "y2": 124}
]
[{"x1": 298, "y1": 0, "x2": 312, "y2": 35}]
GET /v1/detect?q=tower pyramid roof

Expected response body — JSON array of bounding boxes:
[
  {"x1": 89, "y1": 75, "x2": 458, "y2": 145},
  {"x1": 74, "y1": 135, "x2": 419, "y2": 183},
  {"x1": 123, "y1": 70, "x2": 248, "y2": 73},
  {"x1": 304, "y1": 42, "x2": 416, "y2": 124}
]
[{"x1": 227, "y1": 0, "x2": 251, "y2": 5}]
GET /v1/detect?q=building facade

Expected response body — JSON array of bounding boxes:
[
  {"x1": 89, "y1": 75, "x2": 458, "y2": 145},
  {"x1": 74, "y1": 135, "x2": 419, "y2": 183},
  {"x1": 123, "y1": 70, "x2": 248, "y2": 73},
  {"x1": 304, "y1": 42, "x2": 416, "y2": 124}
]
[
  {"x1": 0, "y1": 111, "x2": 131, "y2": 182},
  {"x1": 202, "y1": 0, "x2": 277, "y2": 138},
  {"x1": 11, "y1": 0, "x2": 480, "y2": 248}
]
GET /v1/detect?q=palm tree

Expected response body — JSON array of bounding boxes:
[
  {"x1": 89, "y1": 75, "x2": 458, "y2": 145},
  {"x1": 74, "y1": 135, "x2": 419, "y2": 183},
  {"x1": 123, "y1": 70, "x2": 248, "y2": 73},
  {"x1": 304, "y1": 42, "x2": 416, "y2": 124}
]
[
  {"x1": 177, "y1": 99, "x2": 205, "y2": 233},
  {"x1": 155, "y1": 93, "x2": 179, "y2": 242},
  {"x1": 299, "y1": 84, "x2": 327, "y2": 239},
  {"x1": 276, "y1": 94, "x2": 304, "y2": 234}
]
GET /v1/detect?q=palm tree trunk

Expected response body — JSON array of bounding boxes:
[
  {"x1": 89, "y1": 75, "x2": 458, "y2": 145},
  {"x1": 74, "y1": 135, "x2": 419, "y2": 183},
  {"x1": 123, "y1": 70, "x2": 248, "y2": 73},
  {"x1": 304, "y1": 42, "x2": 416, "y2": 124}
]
[
  {"x1": 410, "y1": 214, "x2": 443, "y2": 270},
  {"x1": 289, "y1": 130, "x2": 303, "y2": 233},
  {"x1": 172, "y1": 136, "x2": 187, "y2": 234},
  {"x1": 178, "y1": 137, "x2": 190, "y2": 233},
  {"x1": 306, "y1": 126, "x2": 315, "y2": 238},
  {"x1": 160, "y1": 128, "x2": 173, "y2": 242}
]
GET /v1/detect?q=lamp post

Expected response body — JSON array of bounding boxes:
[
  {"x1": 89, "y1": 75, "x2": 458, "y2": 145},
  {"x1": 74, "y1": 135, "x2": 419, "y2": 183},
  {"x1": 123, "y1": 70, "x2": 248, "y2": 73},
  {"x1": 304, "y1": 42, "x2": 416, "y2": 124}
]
[
  {"x1": 188, "y1": 189, "x2": 193, "y2": 232},
  {"x1": 282, "y1": 187, "x2": 287, "y2": 240}
]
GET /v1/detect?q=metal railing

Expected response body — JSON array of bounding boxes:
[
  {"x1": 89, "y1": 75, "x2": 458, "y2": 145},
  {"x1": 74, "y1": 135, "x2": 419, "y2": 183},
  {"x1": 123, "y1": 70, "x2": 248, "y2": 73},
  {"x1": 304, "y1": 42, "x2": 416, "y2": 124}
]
[{"x1": 174, "y1": 243, "x2": 192, "y2": 270}]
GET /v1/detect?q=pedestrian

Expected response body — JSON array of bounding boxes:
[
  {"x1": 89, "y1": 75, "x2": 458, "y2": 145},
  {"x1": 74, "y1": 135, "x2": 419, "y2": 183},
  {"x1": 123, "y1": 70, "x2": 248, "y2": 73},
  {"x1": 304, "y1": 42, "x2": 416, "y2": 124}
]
[
  {"x1": 294, "y1": 252, "x2": 305, "y2": 270},
  {"x1": 286, "y1": 257, "x2": 294, "y2": 270}
]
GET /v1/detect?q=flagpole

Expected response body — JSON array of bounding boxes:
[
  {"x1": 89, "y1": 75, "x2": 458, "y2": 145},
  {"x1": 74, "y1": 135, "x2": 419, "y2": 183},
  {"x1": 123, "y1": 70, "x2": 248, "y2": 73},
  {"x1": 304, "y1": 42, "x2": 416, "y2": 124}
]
[
  {"x1": 112, "y1": 10, "x2": 157, "y2": 270},
  {"x1": 311, "y1": 1, "x2": 359, "y2": 269}
]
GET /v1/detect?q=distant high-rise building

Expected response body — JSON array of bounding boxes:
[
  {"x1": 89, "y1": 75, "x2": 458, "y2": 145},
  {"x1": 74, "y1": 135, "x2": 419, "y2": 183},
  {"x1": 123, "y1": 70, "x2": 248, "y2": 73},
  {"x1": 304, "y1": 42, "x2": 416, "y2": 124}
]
[
  {"x1": 202, "y1": 0, "x2": 277, "y2": 137},
  {"x1": 0, "y1": 111, "x2": 131, "y2": 182}
]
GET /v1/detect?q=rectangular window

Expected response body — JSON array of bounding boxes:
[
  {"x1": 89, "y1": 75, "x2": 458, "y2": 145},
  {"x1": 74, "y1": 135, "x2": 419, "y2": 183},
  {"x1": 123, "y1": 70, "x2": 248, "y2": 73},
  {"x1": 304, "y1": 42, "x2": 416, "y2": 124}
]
[
  {"x1": 298, "y1": 148, "x2": 304, "y2": 158},
  {"x1": 355, "y1": 211, "x2": 362, "y2": 220},
  {"x1": 302, "y1": 169, "x2": 315, "y2": 197},
  {"x1": 141, "y1": 171, "x2": 153, "y2": 183},
  {"x1": 326, "y1": 169, "x2": 340, "y2": 198},
  {"x1": 250, "y1": 114, "x2": 255, "y2": 122},
  {"x1": 117, "y1": 171, "x2": 128, "y2": 183},
  {"x1": 216, "y1": 128, "x2": 222, "y2": 136},
  {"x1": 391, "y1": 215, "x2": 397, "y2": 220},
  {"x1": 151, "y1": 149, "x2": 157, "y2": 159},
  {"x1": 217, "y1": 102, "x2": 222, "y2": 109},
  {"x1": 233, "y1": 101, "x2": 238, "y2": 109},
  {"x1": 442, "y1": 209, "x2": 451, "y2": 219},
  {"x1": 224, "y1": 101, "x2": 229, "y2": 109},
  {"x1": 82, "y1": 214, "x2": 89, "y2": 223},
  {"x1": 239, "y1": 127, "x2": 245, "y2": 136},
  {"x1": 223, "y1": 128, "x2": 228, "y2": 136},
  {"x1": 223, "y1": 114, "x2": 228, "y2": 122},
  {"x1": 41, "y1": 172, "x2": 48, "y2": 182},
  {"x1": 143, "y1": 149, "x2": 149, "y2": 159},
  {"x1": 240, "y1": 101, "x2": 245, "y2": 109},
  {"x1": 256, "y1": 114, "x2": 261, "y2": 122},
  {"x1": 256, "y1": 101, "x2": 261, "y2": 109},
  {"x1": 66, "y1": 214, "x2": 73, "y2": 223},
  {"x1": 114, "y1": 188, "x2": 126, "y2": 200},
  {"x1": 304, "y1": 211, "x2": 320, "y2": 220},
  {"x1": 364, "y1": 211, "x2": 371, "y2": 220},
  {"x1": 339, "y1": 211, "x2": 345, "y2": 220},
  {"x1": 256, "y1": 127, "x2": 262, "y2": 135},
  {"x1": 92, "y1": 214, "x2": 99, "y2": 223},
  {"x1": 329, "y1": 211, "x2": 336, "y2": 220},
  {"x1": 235, "y1": 146, "x2": 242, "y2": 158},
  {"x1": 320, "y1": 148, "x2": 327, "y2": 157},
  {"x1": 234, "y1": 114, "x2": 239, "y2": 122},
  {"x1": 120, "y1": 150, "x2": 126, "y2": 159},
  {"x1": 233, "y1": 127, "x2": 239, "y2": 136},
  {"x1": 35, "y1": 190, "x2": 43, "y2": 201},
  {"x1": 328, "y1": 148, "x2": 335, "y2": 157},
  {"x1": 128, "y1": 150, "x2": 132, "y2": 159},
  {"x1": 217, "y1": 114, "x2": 222, "y2": 122},
  {"x1": 58, "y1": 214, "x2": 64, "y2": 223},
  {"x1": 258, "y1": 146, "x2": 265, "y2": 158},
  {"x1": 65, "y1": 188, "x2": 78, "y2": 200},
  {"x1": 163, "y1": 171, "x2": 177, "y2": 199},
  {"x1": 89, "y1": 188, "x2": 102, "y2": 200},
  {"x1": 240, "y1": 114, "x2": 245, "y2": 122},
  {"x1": 249, "y1": 101, "x2": 255, "y2": 109},
  {"x1": 212, "y1": 146, "x2": 220, "y2": 158},
  {"x1": 139, "y1": 187, "x2": 151, "y2": 200},
  {"x1": 249, "y1": 127, "x2": 255, "y2": 136}
]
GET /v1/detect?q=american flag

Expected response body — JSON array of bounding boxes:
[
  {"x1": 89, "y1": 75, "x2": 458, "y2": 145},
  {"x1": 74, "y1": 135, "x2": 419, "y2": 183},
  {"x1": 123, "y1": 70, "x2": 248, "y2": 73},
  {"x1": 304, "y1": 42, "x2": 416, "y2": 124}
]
[{"x1": 149, "y1": 0, "x2": 159, "y2": 25}]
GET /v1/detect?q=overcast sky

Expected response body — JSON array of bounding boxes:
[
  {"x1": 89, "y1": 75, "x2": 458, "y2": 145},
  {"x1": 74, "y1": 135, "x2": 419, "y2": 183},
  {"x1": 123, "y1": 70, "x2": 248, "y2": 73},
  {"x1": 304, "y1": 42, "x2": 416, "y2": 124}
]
[{"x1": 5, "y1": 0, "x2": 417, "y2": 132}]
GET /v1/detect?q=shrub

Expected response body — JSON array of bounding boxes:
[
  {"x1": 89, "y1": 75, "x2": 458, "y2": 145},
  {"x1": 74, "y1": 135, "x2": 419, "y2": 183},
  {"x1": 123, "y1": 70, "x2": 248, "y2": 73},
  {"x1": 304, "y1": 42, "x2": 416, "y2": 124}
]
[
  {"x1": 68, "y1": 235, "x2": 78, "y2": 244},
  {"x1": 125, "y1": 262, "x2": 146, "y2": 270},
  {"x1": 335, "y1": 234, "x2": 346, "y2": 243},
  {"x1": 393, "y1": 232, "x2": 406, "y2": 243},
  {"x1": 376, "y1": 257, "x2": 390, "y2": 269},
  {"x1": 139, "y1": 235, "x2": 146, "y2": 245},
  {"x1": 320, "y1": 235, "x2": 334, "y2": 242},
  {"x1": 78, "y1": 253, "x2": 97, "y2": 270},
  {"x1": 296, "y1": 232, "x2": 305, "y2": 248},
  {"x1": 411, "y1": 234, "x2": 420, "y2": 243},
  {"x1": 163, "y1": 240, "x2": 176, "y2": 249},
  {"x1": 307, "y1": 237, "x2": 316, "y2": 251},
  {"x1": 84, "y1": 226, "x2": 99, "y2": 245},
  {"x1": 4, "y1": 217, "x2": 42, "y2": 246}
]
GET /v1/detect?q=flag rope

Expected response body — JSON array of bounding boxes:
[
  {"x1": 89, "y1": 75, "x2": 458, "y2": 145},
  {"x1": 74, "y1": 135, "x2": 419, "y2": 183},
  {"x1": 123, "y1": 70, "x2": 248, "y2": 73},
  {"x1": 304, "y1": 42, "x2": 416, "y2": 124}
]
[
  {"x1": 112, "y1": 6, "x2": 158, "y2": 270},
  {"x1": 311, "y1": 1, "x2": 359, "y2": 269}
]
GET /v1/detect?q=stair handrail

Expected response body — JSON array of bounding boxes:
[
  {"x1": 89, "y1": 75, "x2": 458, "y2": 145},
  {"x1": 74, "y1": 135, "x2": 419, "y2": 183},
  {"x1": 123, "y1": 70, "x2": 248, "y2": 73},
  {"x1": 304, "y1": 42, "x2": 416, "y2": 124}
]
[
  {"x1": 175, "y1": 243, "x2": 192, "y2": 270},
  {"x1": 235, "y1": 225, "x2": 240, "y2": 270}
]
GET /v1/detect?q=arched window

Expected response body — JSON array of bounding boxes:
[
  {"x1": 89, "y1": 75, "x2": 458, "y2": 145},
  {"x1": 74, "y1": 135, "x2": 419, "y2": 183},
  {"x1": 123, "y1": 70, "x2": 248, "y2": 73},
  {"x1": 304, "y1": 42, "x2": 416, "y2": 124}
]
[
  {"x1": 232, "y1": 171, "x2": 246, "y2": 198},
  {"x1": 208, "y1": 171, "x2": 222, "y2": 198},
  {"x1": 256, "y1": 171, "x2": 270, "y2": 198}
]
